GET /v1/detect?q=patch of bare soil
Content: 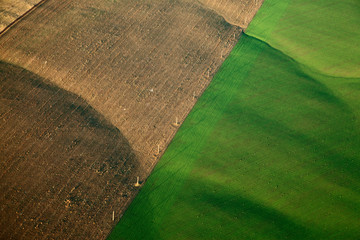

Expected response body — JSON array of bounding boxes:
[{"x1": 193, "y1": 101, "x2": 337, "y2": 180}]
[
  {"x1": 0, "y1": 0, "x2": 262, "y2": 238},
  {"x1": 0, "y1": 0, "x2": 252, "y2": 175},
  {"x1": 0, "y1": 0, "x2": 42, "y2": 32},
  {"x1": 0, "y1": 61, "x2": 138, "y2": 239},
  {"x1": 198, "y1": 0, "x2": 264, "y2": 28}
]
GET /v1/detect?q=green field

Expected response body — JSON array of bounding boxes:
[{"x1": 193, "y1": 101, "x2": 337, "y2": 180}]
[{"x1": 108, "y1": 0, "x2": 360, "y2": 239}]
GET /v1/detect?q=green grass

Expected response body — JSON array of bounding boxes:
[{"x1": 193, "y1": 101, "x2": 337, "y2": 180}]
[
  {"x1": 108, "y1": 0, "x2": 360, "y2": 239},
  {"x1": 248, "y1": 0, "x2": 360, "y2": 78}
]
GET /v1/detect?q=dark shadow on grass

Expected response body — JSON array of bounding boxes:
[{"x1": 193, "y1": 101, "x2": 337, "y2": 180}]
[
  {"x1": 244, "y1": 33, "x2": 360, "y2": 81},
  {"x1": 202, "y1": 192, "x2": 313, "y2": 239},
  {"x1": 244, "y1": 33, "x2": 354, "y2": 113},
  {"x1": 229, "y1": 105, "x2": 360, "y2": 193},
  {"x1": 177, "y1": 175, "x2": 320, "y2": 240},
  {"x1": 220, "y1": 34, "x2": 360, "y2": 193}
]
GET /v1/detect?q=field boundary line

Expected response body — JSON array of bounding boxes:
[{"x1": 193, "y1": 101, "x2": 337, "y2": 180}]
[{"x1": 0, "y1": 0, "x2": 49, "y2": 37}]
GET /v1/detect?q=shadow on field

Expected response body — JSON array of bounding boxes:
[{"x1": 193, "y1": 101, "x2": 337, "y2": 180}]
[
  {"x1": 232, "y1": 34, "x2": 360, "y2": 193},
  {"x1": 162, "y1": 175, "x2": 319, "y2": 240},
  {"x1": 199, "y1": 189, "x2": 313, "y2": 239},
  {"x1": 0, "y1": 61, "x2": 139, "y2": 239},
  {"x1": 244, "y1": 33, "x2": 353, "y2": 111},
  {"x1": 234, "y1": 105, "x2": 360, "y2": 190}
]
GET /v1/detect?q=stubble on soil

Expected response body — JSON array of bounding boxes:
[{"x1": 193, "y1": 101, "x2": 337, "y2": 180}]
[
  {"x1": 0, "y1": 0, "x2": 255, "y2": 176},
  {"x1": 0, "y1": 0, "x2": 262, "y2": 239},
  {"x1": 198, "y1": 0, "x2": 264, "y2": 28},
  {"x1": 0, "y1": 0, "x2": 42, "y2": 32},
  {"x1": 0, "y1": 61, "x2": 139, "y2": 239}
]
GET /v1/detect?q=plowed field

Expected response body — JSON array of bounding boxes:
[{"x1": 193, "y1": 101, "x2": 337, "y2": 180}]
[
  {"x1": 109, "y1": 0, "x2": 360, "y2": 239},
  {"x1": 0, "y1": 0, "x2": 263, "y2": 239},
  {"x1": 0, "y1": 61, "x2": 138, "y2": 239},
  {"x1": 0, "y1": 0, "x2": 42, "y2": 32}
]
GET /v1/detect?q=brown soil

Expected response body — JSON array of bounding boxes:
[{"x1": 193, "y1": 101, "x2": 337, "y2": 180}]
[
  {"x1": 198, "y1": 0, "x2": 264, "y2": 28},
  {"x1": 0, "y1": 0, "x2": 262, "y2": 239},
  {"x1": 0, "y1": 0, "x2": 42, "y2": 32},
  {"x1": 0, "y1": 61, "x2": 139, "y2": 239},
  {"x1": 0, "y1": 0, "x2": 247, "y2": 175}
]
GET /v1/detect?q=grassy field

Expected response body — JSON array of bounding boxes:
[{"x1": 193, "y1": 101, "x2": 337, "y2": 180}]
[
  {"x1": 109, "y1": 0, "x2": 360, "y2": 239},
  {"x1": 248, "y1": 0, "x2": 360, "y2": 78}
]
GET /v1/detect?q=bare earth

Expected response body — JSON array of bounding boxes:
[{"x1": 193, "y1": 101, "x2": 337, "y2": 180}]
[
  {"x1": 0, "y1": 61, "x2": 139, "y2": 239},
  {"x1": 0, "y1": 0, "x2": 42, "y2": 32},
  {"x1": 199, "y1": 0, "x2": 263, "y2": 28},
  {"x1": 0, "y1": 0, "x2": 263, "y2": 239}
]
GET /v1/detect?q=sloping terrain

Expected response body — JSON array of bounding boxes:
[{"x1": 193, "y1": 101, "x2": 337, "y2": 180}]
[
  {"x1": 0, "y1": 0, "x2": 42, "y2": 32},
  {"x1": 248, "y1": 0, "x2": 360, "y2": 77},
  {"x1": 109, "y1": 0, "x2": 360, "y2": 239},
  {"x1": 0, "y1": 61, "x2": 138, "y2": 239},
  {"x1": 0, "y1": 0, "x2": 263, "y2": 239},
  {"x1": 0, "y1": 0, "x2": 261, "y2": 175}
]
